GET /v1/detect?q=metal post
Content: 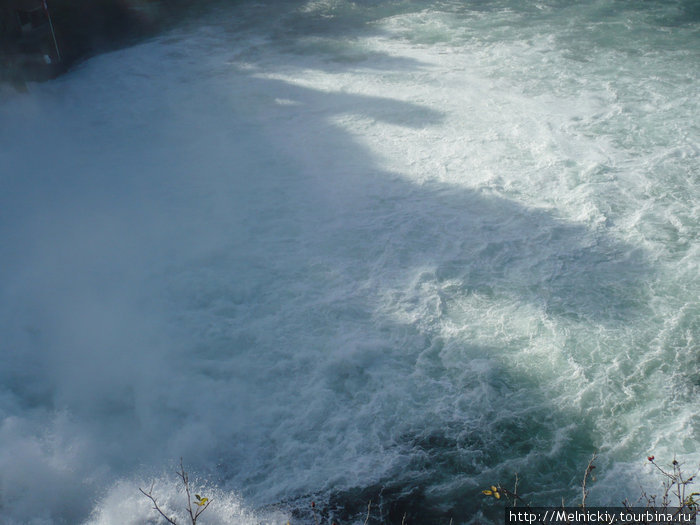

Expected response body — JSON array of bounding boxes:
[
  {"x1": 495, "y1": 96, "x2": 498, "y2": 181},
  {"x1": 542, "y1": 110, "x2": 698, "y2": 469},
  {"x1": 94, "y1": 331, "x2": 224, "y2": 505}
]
[{"x1": 42, "y1": 0, "x2": 61, "y2": 62}]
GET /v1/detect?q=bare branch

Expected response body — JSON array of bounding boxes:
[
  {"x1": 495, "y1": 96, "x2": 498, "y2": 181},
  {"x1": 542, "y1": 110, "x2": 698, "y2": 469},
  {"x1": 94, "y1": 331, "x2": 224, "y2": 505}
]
[
  {"x1": 311, "y1": 501, "x2": 320, "y2": 525},
  {"x1": 194, "y1": 498, "x2": 212, "y2": 520},
  {"x1": 581, "y1": 452, "x2": 597, "y2": 508},
  {"x1": 178, "y1": 459, "x2": 197, "y2": 524},
  {"x1": 140, "y1": 459, "x2": 212, "y2": 525},
  {"x1": 139, "y1": 484, "x2": 178, "y2": 525}
]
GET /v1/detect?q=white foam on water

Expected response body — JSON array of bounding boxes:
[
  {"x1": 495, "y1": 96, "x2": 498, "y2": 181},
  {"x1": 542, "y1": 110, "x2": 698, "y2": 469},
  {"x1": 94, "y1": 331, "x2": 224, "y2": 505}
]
[
  {"x1": 0, "y1": 0, "x2": 698, "y2": 522},
  {"x1": 86, "y1": 470, "x2": 289, "y2": 525}
]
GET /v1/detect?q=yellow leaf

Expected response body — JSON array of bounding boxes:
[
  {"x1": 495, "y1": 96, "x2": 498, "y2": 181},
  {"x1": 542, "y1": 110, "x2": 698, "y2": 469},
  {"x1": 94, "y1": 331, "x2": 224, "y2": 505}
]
[
  {"x1": 491, "y1": 486, "x2": 498, "y2": 493},
  {"x1": 494, "y1": 492, "x2": 501, "y2": 499},
  {"x1": 482, "y1": 490, "x2": 493, "y2": 496}
]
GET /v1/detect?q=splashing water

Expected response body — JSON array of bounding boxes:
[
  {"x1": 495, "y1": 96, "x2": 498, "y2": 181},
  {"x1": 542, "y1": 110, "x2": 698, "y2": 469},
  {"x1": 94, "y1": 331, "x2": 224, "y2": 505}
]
[{"x1": 0, "y1": 0, "x2": 698, "y2": 523}]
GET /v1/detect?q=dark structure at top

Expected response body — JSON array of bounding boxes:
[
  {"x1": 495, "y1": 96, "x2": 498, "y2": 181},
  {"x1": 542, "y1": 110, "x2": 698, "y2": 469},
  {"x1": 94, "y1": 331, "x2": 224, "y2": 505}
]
[{"x1": 1, "y1": 0, "x2": 192, "y2": 85}]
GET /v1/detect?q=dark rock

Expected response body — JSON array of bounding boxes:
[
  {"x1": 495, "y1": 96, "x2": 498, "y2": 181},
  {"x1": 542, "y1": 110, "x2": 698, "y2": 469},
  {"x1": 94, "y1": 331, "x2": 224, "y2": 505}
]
[{"x1": 1, "y1": 0, "x2": 203, "y2": 84}]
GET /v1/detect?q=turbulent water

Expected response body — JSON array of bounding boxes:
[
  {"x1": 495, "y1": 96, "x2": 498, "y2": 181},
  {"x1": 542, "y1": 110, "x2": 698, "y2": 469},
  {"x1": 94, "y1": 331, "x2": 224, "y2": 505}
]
[{"x1": 1, "y1": 0, "x2": 698, "y2": 523}]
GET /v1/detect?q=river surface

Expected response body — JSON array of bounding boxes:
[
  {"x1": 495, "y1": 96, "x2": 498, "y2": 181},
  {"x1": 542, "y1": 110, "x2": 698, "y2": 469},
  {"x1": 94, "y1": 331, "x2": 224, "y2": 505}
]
[{"x1": 1, "y1": 1, "x2": 698, "y2": 523}]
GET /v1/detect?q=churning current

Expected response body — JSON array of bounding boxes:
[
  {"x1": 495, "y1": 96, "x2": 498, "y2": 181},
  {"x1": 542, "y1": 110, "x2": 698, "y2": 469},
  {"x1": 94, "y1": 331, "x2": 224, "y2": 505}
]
[{"x1": 0, "y1": 0, "x2": 698, "y2": 523}]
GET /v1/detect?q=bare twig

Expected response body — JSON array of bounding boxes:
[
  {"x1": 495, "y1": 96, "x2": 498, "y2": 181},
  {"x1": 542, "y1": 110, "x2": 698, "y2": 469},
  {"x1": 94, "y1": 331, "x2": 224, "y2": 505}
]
[
  {"x1": 485, "y1": 454, "x2": 699, "y2": 522},
  {"x1": 494, "y1": 483, "x2": 530, "y2": 508},
  {"x1": 311, "y1": 501, "x2": 319, "y2": 525},
  {"x1": 139, "y1": 482, "x2": 178, "y2": 525},
  {"x1": 140, "y1": 459, "x2": 212, "y2": 525},
  {"x1": 645, "y1": 457, "x2": 700, "y2": 516},
  {"x1": 363, "y1": 500, "x2": 371, "y2": 525},
  {"x1": 581, "y1": 452, "x2": 598, "y2": 508},
  {"x1": 177, "y1": 459, "x2": 195, "y2": 524}
]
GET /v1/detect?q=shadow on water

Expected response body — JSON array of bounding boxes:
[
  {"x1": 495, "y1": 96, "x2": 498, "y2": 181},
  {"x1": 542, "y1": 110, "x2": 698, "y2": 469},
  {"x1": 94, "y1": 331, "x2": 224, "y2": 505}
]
[
  {"x1": 182, "y1": 39, "x2": 652, "y2": 525},
  {"x1": 0, "y1": 1, "x2": 663, "y2": 524},
  {"x1": 197, "y1": 6, "x2": 655, "y2": 522},
  {"x1": 227, "y1": 71, "x2": 649, "y2": 325}
]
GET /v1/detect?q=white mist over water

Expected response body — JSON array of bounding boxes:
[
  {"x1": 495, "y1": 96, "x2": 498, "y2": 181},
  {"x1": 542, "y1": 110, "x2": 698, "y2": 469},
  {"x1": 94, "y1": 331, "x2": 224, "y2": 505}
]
[{"x1": 1, "y1": 0, "x2": 698, "y2": 523}]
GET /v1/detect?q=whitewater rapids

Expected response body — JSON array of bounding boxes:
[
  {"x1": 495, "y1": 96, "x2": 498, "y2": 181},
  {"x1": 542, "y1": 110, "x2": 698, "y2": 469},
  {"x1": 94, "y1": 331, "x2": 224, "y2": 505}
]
[{"x1": 0, "y1": 1, "x2": 698, "y2": 523}]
